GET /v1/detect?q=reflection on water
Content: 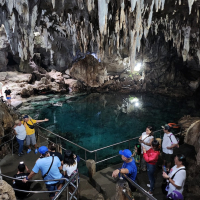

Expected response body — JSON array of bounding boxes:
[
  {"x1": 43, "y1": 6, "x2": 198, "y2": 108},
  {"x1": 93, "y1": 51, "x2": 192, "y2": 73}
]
[{"x1": 19, "y1": 93, "x2": 200, "y2": 172}]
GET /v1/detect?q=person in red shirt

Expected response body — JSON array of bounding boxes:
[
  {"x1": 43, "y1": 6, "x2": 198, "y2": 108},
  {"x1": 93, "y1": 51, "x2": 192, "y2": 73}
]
[{"x1": 143, "y1": 139, "x2": 160, "y2": 195}]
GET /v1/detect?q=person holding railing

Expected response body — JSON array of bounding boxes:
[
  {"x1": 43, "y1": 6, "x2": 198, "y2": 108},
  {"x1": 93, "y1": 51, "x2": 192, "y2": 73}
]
[
  {"x1": 112, "y1": 149, "x2": 137, "y2": 192},
  {"x1": 22, "y1": 146, "x2": 64, "y2": 199},
  {"x1": 142, "y1": 139, "x2": 160, "y2": 195},
  {"x1": 139, "y1": 126, "x2": 154, "y2": 171},
  {"x1": 13, "y1": 120, "x2": 27, "y2": 157},
  {"x1": 22, "y1": 115, "x2": 49, "y2": 154},
  {"x1": 13, "y1": 162, "x2": 32, "y2": 199}
]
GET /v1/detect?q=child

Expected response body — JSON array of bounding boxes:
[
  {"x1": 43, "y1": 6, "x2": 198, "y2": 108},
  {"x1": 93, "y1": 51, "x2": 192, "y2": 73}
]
[{"x1": 132, "y1": 143, "x2": 141, "y2": 173}]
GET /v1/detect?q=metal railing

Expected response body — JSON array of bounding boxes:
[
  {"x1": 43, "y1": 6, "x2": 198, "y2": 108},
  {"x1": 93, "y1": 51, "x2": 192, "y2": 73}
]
[
  {"x1": 123, "y1": 174, "x2": 157, "y2": 200},
  {"x1": 36, "y1": 125, "x2": 164, "y2": 164},
  {"x1": 0, "y1": 132, "x2": 15, "y2": 156},
  {"x1": 0, "y1": 170, "x2": 79, "y2": 199}
]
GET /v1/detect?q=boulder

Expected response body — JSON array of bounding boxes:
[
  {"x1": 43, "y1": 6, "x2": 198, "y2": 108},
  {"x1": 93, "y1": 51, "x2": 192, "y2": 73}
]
[
  {"x1": 0, "y1": 72, "x2": 7, "y2": 81},
  {"x1": 70, "y1": 55, "x2": 107, "y2": 87},
  {"x1": 0, "y1": 180, "x2": 16, "y2": 200}
]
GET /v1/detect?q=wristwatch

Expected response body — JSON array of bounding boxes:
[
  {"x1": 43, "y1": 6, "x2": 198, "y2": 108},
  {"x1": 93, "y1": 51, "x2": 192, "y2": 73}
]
[{"x1": 26, "y1": 176, "x2": 29, "y2": 180}]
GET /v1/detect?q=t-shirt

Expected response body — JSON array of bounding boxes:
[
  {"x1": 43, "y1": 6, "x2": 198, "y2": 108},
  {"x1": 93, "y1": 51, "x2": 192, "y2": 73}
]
[
  {"x1": 32, "y1": 156, "x2": 62, "y2": 185},
  {"x1": 63, "y1": 158, "x2": 78, "y2": 176},
  {"x1": 162, "y1": 133, "x2": 178, "y2": 154},
  {"x1": 50, "y1": 152, "x2": 63, "y2": 162},
  {"x1": 5, "y1": 89, "x2": 11, "y2": 96},
  {"x1": 168, "y1": 165, "x2": 186, "y2": 195},
  {"x1": 14, "y1": 124, "x2": 26, "y2": 140},
  {"x1": 141, "y1": 132, "x2": 154, "y2": 154},
  {"x1": 0, "y1": 82, "x2": 2, "y2": 90},
  {"x1": 21, "y1": 119, "x2": 37, "y2": 135},
  {"x1": 13, "y1": 172, "x2": 31, "y2": 198},
  {"x1": 121, "y1": 159, "x2": 137, "y2": 181}
]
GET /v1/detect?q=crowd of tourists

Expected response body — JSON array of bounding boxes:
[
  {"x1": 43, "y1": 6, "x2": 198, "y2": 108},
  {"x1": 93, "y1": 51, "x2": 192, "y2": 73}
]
[
  {"x1": 112, "y1": 125, "x2": 186, "y2": 200},
  {"x1": 12, "y1": 115, "x2": 79, "y2": 199},
  {"x1": 12, "y1": 109, "x2": 185, "y2": 200}
]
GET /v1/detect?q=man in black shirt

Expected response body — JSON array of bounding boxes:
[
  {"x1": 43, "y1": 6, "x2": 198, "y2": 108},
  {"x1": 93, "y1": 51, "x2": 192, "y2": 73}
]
[
  {"x1": 13, "y1": 162, "x2": 31, "y2": 199},
  {"x1": 48, "y1": 143, "x2": 63, "y2": 165},
  {"x1": 4, "y1": 87, "x2": 11, "y2": 106}
]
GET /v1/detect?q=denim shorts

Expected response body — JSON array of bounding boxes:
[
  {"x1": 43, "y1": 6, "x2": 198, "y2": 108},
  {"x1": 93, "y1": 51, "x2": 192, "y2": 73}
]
[{"x1": 46, "y1": 175, "x2": 65, "y2": 197}]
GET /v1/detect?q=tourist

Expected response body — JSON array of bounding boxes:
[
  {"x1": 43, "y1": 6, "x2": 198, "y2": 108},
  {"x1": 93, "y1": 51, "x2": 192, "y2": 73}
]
[
  {"x1": 13, "y1": 162, "x2": 31, "y2": 199},
  {"x1": 162, "y1": 124, "x2": 178, "y2": 170},
  {"x1": 0, "y1": 81, "x2": 3, "y2": 96},
  {"x1": 22, "y1": 115, "x2": 49, "y2": 154},
  {"x1": 162, "y1": 154, "x2": 186, "y2": 199},
  {"x1": 48, "y1": 143, "x2": 63, "y2": 164},
  {"x1": 63, "y1": 150, "x2": 79, "y2": 195},
  {"x1": 22, "y1": 146, "x2": 64, "y2": 199},
  {"x1": 139, "y1": 126, "x2": 154, "y2": 171},
  {"x1": 112, "y1": 149, "x2": 137, "y2": 191},
  {"x1": 4, "y1": 87, "x2": 11, "y2": 106},
  {"x1": 13, "y1": 120, "x2": 26, "y2": 156},
  {"x1": 143, "y1": 139, "x2": 160, "y2": 195},
  {"x1": 132, "y1": 143, "x2": 141, "y2": 173}
]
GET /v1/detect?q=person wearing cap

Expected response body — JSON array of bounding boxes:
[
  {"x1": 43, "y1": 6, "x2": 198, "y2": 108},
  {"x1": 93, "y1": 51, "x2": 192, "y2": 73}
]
[
  {"x1": 13, "y1": 162, "x2": 31, "y2": 199},
  {"x1": 22, "y1": 146, "x2": 64, "y2": 199},
  {"x1": 13, "y1": 120, "x2": 27, "y2": 157},
  {"x1": 22, "y1": 115, "x2": 49, "y2": 154},
  {"x1": 112, "y1": 149, "x2": 137, "y2": 191},
  {"x1": 163, "y1": 154, "x2": 186, "y2": 199},
  {"x1": 162, "y1": 124, "x2": 178, "y2": 170}
]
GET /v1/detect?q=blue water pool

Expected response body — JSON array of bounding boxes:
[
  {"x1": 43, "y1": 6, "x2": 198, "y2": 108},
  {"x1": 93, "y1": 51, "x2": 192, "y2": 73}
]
[{"x1": 19, "y1": 93, "x2": 200, "y2": 173}]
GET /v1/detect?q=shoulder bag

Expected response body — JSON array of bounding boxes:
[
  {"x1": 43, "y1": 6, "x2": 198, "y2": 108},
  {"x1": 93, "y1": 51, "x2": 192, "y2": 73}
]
[{"x1": 42, "y1": 156, "x2": 54, "y2": 179}]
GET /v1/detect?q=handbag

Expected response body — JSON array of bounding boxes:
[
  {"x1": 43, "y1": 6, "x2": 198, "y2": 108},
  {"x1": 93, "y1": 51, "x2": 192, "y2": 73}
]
[{"x1": 161, "y1": 168, "x2": 185, "y2": 195}]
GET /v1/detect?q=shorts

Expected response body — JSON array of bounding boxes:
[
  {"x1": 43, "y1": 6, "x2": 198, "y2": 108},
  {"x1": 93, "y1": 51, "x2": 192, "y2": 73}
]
[
  {"x1": 46, "y1": 175, "x2": 65, "y2": 197},
  {"x1": 6, "y1": 97, "x2": 11, "y2": 99},
  {"x1": 162, "y1": 152, "x2": 173, "y2": 163},
  {"x1": 26, "y1": 133, "x2": 36, "y2": 145}
]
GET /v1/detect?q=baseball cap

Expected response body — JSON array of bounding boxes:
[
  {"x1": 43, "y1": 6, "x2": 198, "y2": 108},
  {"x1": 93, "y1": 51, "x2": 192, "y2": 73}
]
[
  {"x1": 161, "y1": 124, "x2": 170, "y2": 130},
  {"x1": 119, "y1": 149, "x2": 132, "y2": 158},
  {"x1": 167, "y1": 190, "x2": 184, "y2": 200},
  {"x1": 38, "y1": 146, "x2": 48, "y2": 154},
  {"x1": 23, "y1": 115, "x2": 29, "y2": 119}
]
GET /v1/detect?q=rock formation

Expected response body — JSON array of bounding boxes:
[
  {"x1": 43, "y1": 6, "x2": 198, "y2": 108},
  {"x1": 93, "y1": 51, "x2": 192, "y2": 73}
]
[
  {"x1": 0, "y1": 0, "x2": 200, "y2": 95},
  {"x1": 0, "y1": 180, "x2": 16, "y2": 200}
]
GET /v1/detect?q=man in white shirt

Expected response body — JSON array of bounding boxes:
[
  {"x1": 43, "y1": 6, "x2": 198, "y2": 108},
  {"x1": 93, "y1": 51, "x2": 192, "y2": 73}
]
[
  {"x1": 162, "y1": 124, "x2": 178, "y2": 170},
  {"x1": 163, "y1": 154, "x2": 186, "y2": 199},
  {"x1": 13, "y1": 120, "x2": 27, "y2": 156}
]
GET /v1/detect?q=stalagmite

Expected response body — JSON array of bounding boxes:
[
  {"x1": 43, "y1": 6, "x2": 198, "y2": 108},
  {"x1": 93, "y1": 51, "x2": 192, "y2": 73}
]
[{"x1": 188, "y1": 0, "x2": 194, "y2": 14}]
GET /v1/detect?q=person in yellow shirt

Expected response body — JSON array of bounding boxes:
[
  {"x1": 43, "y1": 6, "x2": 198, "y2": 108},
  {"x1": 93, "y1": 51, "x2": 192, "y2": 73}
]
[{"x1": 22, "y1": 115, "x2": 49, "y2": 154}]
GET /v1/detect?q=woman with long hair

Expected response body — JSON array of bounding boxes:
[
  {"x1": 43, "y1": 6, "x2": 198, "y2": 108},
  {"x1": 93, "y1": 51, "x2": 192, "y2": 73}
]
[
  {"x1": 139, "y1": 126, "x2": 154, "y2": 171},
  {"x1": 143, "y1": 139, "x2": 160, "y2": 195}
]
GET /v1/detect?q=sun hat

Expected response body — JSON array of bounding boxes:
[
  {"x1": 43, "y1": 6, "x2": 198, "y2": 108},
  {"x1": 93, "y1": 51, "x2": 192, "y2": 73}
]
[
  {"x1": 167, "y1": 190, "x2": 184, "y2": 200},
  {"x1": 38, "y1": 146, "x2": 49, "y2": 155},
  {"x1": 119, "y1": 149, "x2": 132, "y2": 158}
]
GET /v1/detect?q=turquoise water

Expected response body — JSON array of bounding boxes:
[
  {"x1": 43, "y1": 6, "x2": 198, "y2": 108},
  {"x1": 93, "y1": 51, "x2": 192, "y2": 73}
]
[{"x1": 19, "y1": 93, "x2": 200, "y2": 173}]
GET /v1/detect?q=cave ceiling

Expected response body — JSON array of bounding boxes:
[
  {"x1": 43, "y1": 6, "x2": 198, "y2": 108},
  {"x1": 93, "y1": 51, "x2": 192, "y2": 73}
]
[{"x1": 0, "y1": 0, "x2": 199, "y2": 74}]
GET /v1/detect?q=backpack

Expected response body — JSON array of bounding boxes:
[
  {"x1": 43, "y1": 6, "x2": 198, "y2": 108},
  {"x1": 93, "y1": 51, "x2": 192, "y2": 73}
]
[{"x1": 168, "y1": 134, "x2": 179, "y2": 148}]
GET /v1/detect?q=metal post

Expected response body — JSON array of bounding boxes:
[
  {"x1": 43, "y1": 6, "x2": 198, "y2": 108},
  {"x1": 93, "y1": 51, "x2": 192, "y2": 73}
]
[
  {"x1": 66, "y1": 186, "x2": 69, "y2": 200},
  {"x1": 85, "y1": 150, "x2": 87, "y2": 161},
  {"x1": 12, "y1": 137, "x2": 13, "y2": 155},
  {"x1": 95, "y1": 152, "x2": 97, "y2": 162},
  {"x1": 128, "y1": 141, "x2": 130, "y2": 150}
]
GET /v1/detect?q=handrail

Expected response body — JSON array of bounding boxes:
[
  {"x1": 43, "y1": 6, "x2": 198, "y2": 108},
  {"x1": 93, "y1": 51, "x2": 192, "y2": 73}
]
[
  {"x1": 0, "y1": 133, "x2": 14, "y2": 140},
  {"x1": 123, "y1": 174, "x2": 157, "y2": 200},
  {"x1": 0, "y1": 135, "x2": 15, "y2": 147},
  {"x1": 52, "y1": 172, "x2": 78, "y2": 200}
]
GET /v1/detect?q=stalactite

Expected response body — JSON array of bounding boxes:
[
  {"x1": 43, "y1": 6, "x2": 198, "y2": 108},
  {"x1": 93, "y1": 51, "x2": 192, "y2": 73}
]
[
  {"x1": 52, "y1": 0, "x2": 55, "y2": 9},
  {"x1": 98, "y1": 0, "x2": 108, "y2": 35},
  {"x1": 188, "y1": 0, "x2": 194, "y2": 15},
  {"x1": 130, "y1": 0, "x2": 137, "y2": 12},
  {"x1": 182, "y1": 26, "x2": 191, "y2": 61}
]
